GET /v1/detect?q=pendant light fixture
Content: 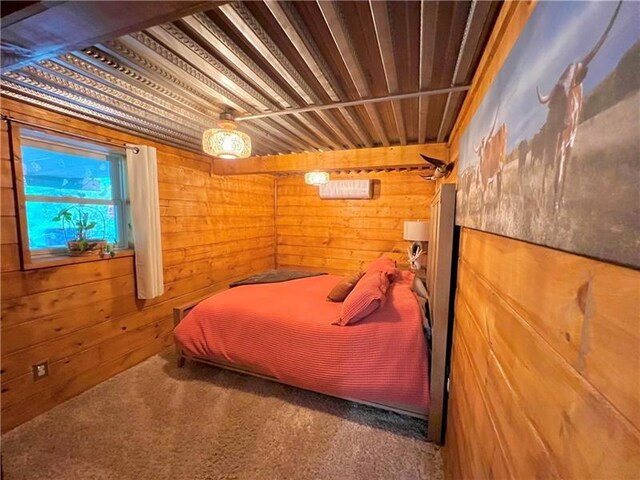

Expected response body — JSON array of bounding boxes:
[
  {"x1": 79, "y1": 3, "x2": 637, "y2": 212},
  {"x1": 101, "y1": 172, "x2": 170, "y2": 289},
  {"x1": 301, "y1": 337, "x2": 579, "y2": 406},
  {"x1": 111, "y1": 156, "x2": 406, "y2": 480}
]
[
  {"x1": 304, "y1": 171, "x2": 330, "y2": 186},
  {"x1": 202, "y1": 110, "x2": 251, "y2": 159}
]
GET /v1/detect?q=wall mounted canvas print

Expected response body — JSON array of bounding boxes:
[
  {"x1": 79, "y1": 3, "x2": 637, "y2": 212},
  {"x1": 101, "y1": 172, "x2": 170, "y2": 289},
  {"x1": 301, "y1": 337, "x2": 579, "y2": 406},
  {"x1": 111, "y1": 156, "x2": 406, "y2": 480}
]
[{"x1": 456, "y1": 1, "x2": 639, "y2": 268}]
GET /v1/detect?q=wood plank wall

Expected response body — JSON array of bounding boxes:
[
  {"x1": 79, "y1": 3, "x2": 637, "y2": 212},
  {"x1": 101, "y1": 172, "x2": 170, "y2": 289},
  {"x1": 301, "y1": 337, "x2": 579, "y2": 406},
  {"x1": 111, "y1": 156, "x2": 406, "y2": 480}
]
[
  {"x1": 443, "y1": 2, "x2": 640, "y2": 478},
  {"x1": 0, "y1": 98, "x2": 275, "y2": 432},
  {"x1": 275, "y1": 171, "x2": 435, "y2": 276},
  {"x1": 448, "y1": 230, "x2": 640, "y2": 478}
]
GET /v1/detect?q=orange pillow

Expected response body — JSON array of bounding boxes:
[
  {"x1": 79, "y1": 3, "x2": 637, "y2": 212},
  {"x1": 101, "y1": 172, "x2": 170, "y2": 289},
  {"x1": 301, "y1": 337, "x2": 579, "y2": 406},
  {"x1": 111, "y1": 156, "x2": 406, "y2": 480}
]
[
  {"x1": 327, "y1": 272, "x2": 364, "y2": 302},
  {"x1": 334, "y1": 270, "x2": 390, "y2": 326},
  {"x1": 366, "y1": 256, "x2": 397, "y2": 281}
]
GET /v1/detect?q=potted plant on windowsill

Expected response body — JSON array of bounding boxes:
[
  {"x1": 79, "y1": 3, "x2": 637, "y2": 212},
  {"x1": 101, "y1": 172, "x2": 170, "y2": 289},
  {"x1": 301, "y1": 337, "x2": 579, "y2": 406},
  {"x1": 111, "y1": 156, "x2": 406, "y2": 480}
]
[{"x1": 52, "y1": 206, "x2": 114, "y2": 257}]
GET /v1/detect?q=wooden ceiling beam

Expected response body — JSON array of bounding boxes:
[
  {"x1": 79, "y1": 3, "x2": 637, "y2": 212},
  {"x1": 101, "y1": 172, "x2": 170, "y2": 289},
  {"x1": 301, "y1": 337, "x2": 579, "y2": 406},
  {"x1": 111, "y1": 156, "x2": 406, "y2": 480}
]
[
  {"x1": 46, "y1": 55, "x2": 215, "y2": 129},
  {"x1": 212, "y1": 143, "x2": 449, "y2": 176},
  {"x1": 316, "y1": 0, "x2": 390, "y2": 147},
  {"x1": 369, "y1": 0, "x2": 407, "y2": 145},
  {"x1": 79, "y1": 45, "x2": 223, "y2": 121},
  {"x1": 184, "y1": 13, "x2": 355, "y2": 151},
  {"x1": 257, "y1": 5, "x2": 369, "y2": 148},
  {"x1": 68, "y1": 50, "x2": 219, "y2": 120},
  {"x1": 262, "y1": 1, "x2": 370, "y2": 148},
  {"x1": 437, "y1": 1, "x2": 477, "y2": 142},
  {"x1": 112, "y1": 30, "x2": 316, "y2": 152},
  {"x1": 219, "y1": 3, "x2": 314, "y2": 105},
  {"x1": 80, "y1": 39, "x2": 309, "y2": 156},
  {"x1": 146, "y1": 23, "x2": 341, "y2": 153},
  {"x1": 0, "y1": 0, "x2": 501, "y2": 156},
  {"x1": 1, "y1": 1, "x2": 224, "y2": 72},
  {"x1": 216, "y1": 3, "x2": 356, "y2": 151},
  {"x1": 418, "y1": 1, "x2": 438, "y2": 144},
  {"x1": 0, "y1": 83, "x2": 198, "y2": 152},
  {"x1": 3, "y1": 65, "x2": 201, "y2": 143}
]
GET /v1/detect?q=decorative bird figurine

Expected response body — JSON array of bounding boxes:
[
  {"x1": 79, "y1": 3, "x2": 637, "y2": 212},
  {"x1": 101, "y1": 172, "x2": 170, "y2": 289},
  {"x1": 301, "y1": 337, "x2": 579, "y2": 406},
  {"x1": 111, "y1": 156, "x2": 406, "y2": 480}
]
[{"x1": 419, "y1": 154, "x2": 455, "y2": 180}]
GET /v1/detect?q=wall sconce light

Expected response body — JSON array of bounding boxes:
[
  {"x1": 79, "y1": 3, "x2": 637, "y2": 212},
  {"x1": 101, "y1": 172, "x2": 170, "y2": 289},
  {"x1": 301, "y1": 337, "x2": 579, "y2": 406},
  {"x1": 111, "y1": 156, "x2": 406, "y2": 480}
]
[
  {"x1": 403, "y1": 220, "x2": 430, "y2": 271},
  {"x1": 305, "y1": 171, "x2": 330, "y2": 186}
]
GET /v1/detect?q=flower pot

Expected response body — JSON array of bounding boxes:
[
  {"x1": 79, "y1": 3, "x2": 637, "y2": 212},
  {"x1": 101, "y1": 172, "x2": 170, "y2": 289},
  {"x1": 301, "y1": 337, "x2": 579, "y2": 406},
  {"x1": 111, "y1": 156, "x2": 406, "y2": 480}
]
[{"x1": 67, "y1": 240, "x2": 108, "y2": 257}]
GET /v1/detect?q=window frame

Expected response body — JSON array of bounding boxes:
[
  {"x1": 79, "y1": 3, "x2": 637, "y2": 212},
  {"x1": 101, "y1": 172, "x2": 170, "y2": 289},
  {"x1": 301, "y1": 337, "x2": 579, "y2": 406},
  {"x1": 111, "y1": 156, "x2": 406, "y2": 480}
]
[{"x1": 10, "y1": 125, "x2": 132, "y2": 270}]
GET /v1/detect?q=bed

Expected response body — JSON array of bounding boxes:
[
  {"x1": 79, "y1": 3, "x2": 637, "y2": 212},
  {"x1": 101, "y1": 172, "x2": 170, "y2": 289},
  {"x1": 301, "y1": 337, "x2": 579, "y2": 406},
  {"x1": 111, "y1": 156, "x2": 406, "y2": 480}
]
[
  {"x1": 174, "y1": 270, "x2": 430, "y2": 417},
  {"x1": 173, "y1": 183, "x2": 457, "y2": 439}
]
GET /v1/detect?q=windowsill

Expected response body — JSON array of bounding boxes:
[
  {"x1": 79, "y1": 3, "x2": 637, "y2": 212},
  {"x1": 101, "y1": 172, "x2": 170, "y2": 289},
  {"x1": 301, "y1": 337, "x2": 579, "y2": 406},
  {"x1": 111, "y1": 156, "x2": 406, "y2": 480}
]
[{"x1": 23, "y1": 249, "x2": 134, "y2": 271}]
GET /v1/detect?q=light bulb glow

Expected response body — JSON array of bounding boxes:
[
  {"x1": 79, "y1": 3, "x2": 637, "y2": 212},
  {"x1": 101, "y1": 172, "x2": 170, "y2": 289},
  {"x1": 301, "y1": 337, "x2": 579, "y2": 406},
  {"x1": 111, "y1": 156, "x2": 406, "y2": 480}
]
[
  {"x1": 304, "y1": 171, "x2": 330, "y2": 185},
  {"x1": 202, "y1": 123, "x2": 251, "y2": 159}
]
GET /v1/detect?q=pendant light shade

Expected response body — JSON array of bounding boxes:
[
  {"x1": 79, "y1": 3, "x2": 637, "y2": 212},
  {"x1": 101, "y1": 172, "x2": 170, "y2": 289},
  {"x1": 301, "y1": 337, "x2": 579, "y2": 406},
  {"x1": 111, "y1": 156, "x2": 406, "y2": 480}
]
[
  {"x1": 202, "y1": 111, "x2": 251, "y2": 159},
  {"x1": 304, "y1": 171, "x2": 330, "y2": 186}
]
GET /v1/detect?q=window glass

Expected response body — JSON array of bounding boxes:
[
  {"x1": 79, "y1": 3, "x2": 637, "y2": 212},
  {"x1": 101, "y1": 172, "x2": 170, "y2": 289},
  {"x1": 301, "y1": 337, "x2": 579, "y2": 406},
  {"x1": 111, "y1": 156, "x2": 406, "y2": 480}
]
[
  {"x1": 19, "y1": 129, "x2": 128, "y2": 256},
  {"x1": 22, "y1": 146, "x2": 114, "y2": 200},
  {"x1": 25, "y1": 202, "x2": 120, "y2": 250}
]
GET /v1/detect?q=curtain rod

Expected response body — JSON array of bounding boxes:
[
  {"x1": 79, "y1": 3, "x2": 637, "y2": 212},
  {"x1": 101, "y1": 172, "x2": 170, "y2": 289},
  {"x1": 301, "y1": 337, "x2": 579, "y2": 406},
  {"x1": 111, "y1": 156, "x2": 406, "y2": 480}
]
[{"x1": 1, "y1": 115, "x2": 140, "y2": 154}]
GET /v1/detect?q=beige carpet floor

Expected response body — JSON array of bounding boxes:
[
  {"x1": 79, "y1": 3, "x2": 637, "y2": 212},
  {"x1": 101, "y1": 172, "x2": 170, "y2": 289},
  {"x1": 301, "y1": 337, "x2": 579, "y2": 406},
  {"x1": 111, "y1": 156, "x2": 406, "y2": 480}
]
[{"x1": 2, "y1": 350, "x2": 443, "y2": 480}]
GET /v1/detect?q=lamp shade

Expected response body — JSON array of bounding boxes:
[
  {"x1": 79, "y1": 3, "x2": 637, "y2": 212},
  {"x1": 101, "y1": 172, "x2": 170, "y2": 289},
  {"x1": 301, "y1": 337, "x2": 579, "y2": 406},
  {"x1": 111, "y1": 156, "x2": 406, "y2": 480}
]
[
  {"x1": 403, "y1": 220, "x2": 430, "y2": 241},
  {"x1": 304, "y1": 171, "x2": 330, "y2": 185},
  {"x1": 202, "y1": 128, "x2": 251, "y2": 159},
  {"x1": 202, "y1": 111, "x2": 251, "y2": 159}
]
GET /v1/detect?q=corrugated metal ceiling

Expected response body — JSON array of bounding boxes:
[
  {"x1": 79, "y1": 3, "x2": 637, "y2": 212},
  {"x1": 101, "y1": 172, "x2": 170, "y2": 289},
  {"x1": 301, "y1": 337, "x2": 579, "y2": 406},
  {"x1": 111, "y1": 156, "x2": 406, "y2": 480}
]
[{"x1": 1, "y1": 1, "x2": 500, "y2": 156}]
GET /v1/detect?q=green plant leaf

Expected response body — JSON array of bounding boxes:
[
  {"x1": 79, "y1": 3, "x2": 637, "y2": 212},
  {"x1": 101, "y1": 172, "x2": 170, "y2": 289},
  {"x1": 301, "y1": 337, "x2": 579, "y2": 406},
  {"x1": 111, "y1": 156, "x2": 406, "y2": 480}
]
[{"x1": 78, "y1": 239, "x2": 89, "y2": 252}]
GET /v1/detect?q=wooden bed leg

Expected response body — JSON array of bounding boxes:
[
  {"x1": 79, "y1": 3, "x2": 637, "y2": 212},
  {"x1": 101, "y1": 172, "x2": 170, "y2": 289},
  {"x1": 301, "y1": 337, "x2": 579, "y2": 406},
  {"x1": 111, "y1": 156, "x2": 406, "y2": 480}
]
[
  {"x1": 173, "y1": 302, "x2": 198, "y2": 369},
  {"x1": 177, "y1": 353, "x2": 186, "y2": 368}
]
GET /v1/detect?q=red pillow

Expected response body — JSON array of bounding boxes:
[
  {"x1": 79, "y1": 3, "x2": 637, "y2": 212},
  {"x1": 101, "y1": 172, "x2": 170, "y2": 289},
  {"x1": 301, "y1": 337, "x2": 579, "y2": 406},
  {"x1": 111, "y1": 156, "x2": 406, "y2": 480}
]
[
  {"x1": 333, "y1": 270, "x2": 390, "y2": 326},
  {"x1": 396, "y1": 270, "x2": 415, "y2": 285},
  {"x1": 366, "y1": 256, "x2": 397, "y2": 281}
]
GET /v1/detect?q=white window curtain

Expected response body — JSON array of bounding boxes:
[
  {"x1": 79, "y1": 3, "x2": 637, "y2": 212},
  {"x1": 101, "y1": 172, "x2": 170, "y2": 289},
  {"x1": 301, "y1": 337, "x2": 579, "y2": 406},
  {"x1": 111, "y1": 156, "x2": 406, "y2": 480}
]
[{"x1": 126, "y1": 145, "x2": 164, "y2": 299}]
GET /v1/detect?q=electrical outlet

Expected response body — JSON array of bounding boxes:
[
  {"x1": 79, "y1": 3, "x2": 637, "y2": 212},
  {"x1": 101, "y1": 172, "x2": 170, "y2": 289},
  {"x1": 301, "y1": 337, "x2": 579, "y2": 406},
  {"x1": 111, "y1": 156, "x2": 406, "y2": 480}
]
[{"x1": 32, "y1": 361, "x2": 49, "y2": 381}]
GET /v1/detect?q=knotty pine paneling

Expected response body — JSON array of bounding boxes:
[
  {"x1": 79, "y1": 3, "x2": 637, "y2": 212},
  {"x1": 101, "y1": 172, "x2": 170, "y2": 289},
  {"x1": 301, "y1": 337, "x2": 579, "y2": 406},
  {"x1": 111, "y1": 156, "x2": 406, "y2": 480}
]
[
  {"x1": 275, "y1": 171, "x2": 435, "y2": 276},
  {"x1": 0, "y1": 98, "x2": 276, "y2": 431},
  {"x1": 447, "y1": 230, "x2": 640, "y2": 479}
]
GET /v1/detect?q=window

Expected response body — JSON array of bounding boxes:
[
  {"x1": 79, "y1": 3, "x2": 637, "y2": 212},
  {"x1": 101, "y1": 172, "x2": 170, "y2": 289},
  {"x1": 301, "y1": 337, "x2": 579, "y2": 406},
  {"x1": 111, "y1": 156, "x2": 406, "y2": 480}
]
[{"x1": 17, "y1": 128, "x2": 130, "y2": 264}]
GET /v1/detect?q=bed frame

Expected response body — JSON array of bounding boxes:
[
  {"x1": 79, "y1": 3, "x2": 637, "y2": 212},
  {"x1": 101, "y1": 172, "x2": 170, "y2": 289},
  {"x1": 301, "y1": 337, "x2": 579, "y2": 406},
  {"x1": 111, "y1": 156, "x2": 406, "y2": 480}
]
[
  {"x1": 173, "y1": 183, "x2": 457, "y2": 442},
  {"x1": 425, "y1": 183, "x2": 457, "y2": 444},
  {"x1": 172, "y1": 302, "x2": 427, "y2": 420}
]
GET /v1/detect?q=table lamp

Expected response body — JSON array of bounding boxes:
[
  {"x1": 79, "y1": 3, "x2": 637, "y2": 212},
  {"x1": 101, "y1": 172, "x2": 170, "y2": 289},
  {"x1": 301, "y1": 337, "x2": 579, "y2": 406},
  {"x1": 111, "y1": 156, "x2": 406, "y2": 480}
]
[{"x1": 403, "y1": 220, "x2": 430, "y2": 271}]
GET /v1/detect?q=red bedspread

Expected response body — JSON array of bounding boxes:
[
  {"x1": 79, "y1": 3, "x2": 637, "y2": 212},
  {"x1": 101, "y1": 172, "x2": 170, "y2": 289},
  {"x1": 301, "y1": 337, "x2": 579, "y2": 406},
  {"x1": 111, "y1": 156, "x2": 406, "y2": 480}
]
[{"x1": 174, "y1": 274, "x2": 430, "y2": 412}]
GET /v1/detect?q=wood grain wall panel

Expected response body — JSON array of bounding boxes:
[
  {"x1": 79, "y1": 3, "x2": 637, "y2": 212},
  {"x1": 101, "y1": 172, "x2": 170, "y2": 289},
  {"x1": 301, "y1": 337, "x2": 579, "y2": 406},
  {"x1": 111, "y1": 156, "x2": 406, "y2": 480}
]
[
  {"x1": 460, "y1": 231, "x2": 640, "y2": 429},
  {"x1": 1, "y1": 333, "x2": 174, "y2": 432},
  {"x1": 1, "y1": 316, "x2": 175, "y2": 408},
  {"x1": 1, "y1": 161, "x2": 12, "y2": 188},
  {"x1": 0, "y1": 97, "x2": 276, "y2": 432},
  {"x1": 0, "y1": 217, "x2": 18, "y2": 244},
  {"x1": 275, "y1": 171, "x2": 435, "y2": 274},
  {"x1": 443, "y1": 2, "x2": 640, "y2": 478},
  {"x1": 0, "y1": 257, "x2": 134, "y2": 300},
  {"x1": 213, "y1": 143, "x2": 449, "y2": 175},
  {"x1": 453, "y1": 235, "x2": 640, "y2": 478},
  {"x1": 448, "y1": 334, "x2": 512, "y2": 480},
  {"x1": 1, "y1": 188, "x2": 16, "y2": 217}
]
